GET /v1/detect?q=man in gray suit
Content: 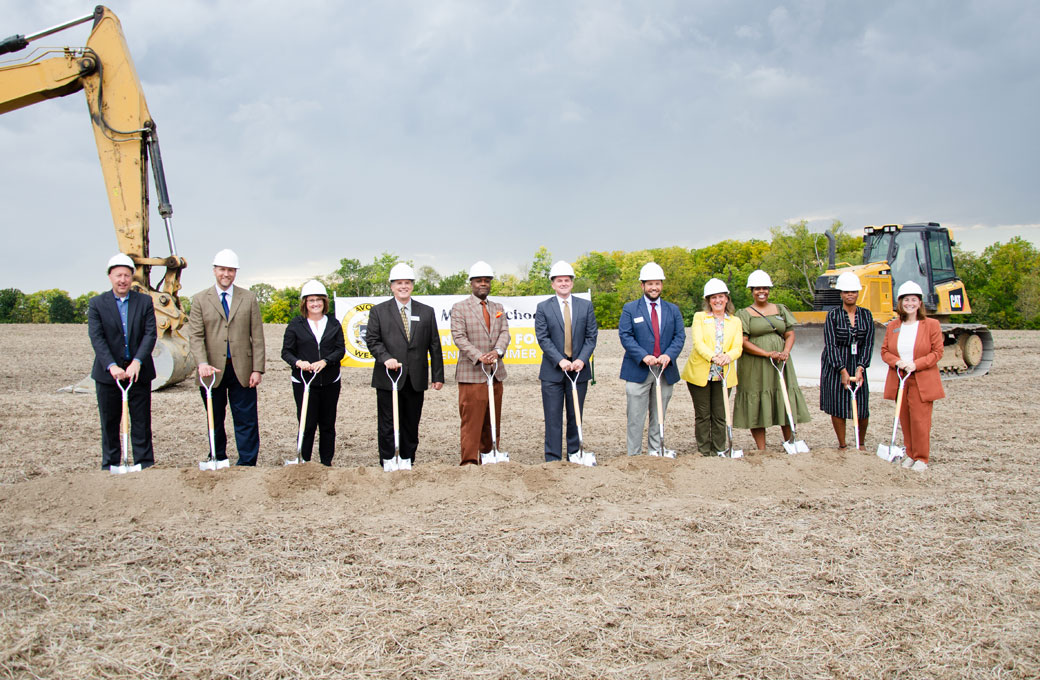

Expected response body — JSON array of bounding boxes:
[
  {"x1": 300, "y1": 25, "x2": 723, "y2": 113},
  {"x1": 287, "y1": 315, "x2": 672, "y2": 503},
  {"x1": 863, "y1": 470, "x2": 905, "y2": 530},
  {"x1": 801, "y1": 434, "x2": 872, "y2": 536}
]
[
  {"x1": 366, "y1": 263, "x2": 444, "y2": 470},
  {"x1": 534, "y1": 260, "x2": 598, "y2": 462}
]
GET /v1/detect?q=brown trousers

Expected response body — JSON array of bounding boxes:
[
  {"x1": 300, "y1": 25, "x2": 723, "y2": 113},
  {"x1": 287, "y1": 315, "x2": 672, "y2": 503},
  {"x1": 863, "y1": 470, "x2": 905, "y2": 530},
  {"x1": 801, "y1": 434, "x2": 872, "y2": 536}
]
[
  {"x1": 458, "y1": 381, "x2": 504, "y2": 465},
  {"x1": 899, "y1": 374, "x2": 934, "y2": 463}
]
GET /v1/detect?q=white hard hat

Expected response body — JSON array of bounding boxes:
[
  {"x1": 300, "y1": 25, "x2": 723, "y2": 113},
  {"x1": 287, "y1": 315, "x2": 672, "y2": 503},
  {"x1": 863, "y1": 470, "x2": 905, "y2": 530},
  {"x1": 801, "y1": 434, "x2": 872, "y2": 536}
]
[
  {"x1": 212, "y1": 249, "x2": 240, "y2": 269},
  {"x1": 107, "y1": 253, "x2": 135, "y2": 273},
  {"x1": 747, "y1": 269, "x2": 773, "y2": 288},
  {"x1": 897, "y1": 280, "x2": 924, "y2": 298},
  {"x1": 548, "y1": 260, "x2": 575, "y2": 279},
  {"x1": 835, "y1": 272, "x2": 862, "y2": 292},
  {"x1": 388, "y1": 263, "x2": 416, "y2": 281},
  {"x1": 639, "y1": 262, "x2": 666, "y2": 281},
  {"x1": 300, "y1": 280, "x2": 328, "y2": 298},
  {"x1": 703, "y1": 278, "x2": 729, "y2": 297},
  {"x1": 468, "y1": 261, "x2": 495, "y2": 279}
]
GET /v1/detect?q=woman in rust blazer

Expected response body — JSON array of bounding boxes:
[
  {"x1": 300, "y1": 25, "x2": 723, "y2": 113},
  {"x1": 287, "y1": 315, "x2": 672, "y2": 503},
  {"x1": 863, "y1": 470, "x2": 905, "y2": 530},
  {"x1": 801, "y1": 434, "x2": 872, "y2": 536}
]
[{"x1": 880, "y1": 281, "x2": 945, "y2": 471}]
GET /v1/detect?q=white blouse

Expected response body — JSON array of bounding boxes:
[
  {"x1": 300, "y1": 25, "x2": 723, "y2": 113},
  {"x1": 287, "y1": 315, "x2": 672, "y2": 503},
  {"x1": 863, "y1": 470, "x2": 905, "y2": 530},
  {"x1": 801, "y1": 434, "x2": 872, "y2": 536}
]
[{"x1": 897, "y1": 321, "x2": 919, "y2": 365}]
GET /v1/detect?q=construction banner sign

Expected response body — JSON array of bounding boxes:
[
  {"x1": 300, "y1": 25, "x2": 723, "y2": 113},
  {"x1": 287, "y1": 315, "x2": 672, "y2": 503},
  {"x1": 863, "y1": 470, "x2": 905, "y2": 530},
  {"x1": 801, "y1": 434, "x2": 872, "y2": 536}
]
[{"x1": 334, "y1": 292, "x2": 592, "y2": 368}]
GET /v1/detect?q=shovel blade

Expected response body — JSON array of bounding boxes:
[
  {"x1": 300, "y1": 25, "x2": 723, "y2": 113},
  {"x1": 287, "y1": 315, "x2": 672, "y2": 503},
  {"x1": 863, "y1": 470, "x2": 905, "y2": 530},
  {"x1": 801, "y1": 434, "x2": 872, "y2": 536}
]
[
  {"x1": 782, "y1": 440, "x2": 798, "y2": 455},
  {"x1": 481, "y1": 452, "x2": 498, "y2": 465},
  {"x1": 876, "y1": 444, "x2": 904, "y2": 462},
  {"x1": 109, "y1": 464, "x2": 141, "y2": 475},
  {"x1": 284, "y1": 457, "x2": 300, "y2": 466},
  {"x1": 198, "y1": 460, "x2": 216, "y2": 471},
  {"x1": 662, "y1": 449, "x2": 676, "y2": 459},
  {"x1": 795, "y1": 440, "x2": 810, "y2": 454},
  {"x1": 398, "y1": 458, "x2": 412, "y2": 471},
  {"x1": 648, "y1": 450, "x2": 661, "y2": 457},
  {"x1": 730, "y1": 449, "x2": 744, "y2": 458},
  {"x1": 495, "y1": 451, "x2": 510, "y2": 463}
]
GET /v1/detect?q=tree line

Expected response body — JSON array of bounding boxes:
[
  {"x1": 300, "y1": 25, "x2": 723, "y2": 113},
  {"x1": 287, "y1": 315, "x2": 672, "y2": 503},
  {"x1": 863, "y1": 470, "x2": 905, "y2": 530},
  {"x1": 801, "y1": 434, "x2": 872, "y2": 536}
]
[{"x1": 3, "y1": 223, "x2": 1039, "y2": 329}]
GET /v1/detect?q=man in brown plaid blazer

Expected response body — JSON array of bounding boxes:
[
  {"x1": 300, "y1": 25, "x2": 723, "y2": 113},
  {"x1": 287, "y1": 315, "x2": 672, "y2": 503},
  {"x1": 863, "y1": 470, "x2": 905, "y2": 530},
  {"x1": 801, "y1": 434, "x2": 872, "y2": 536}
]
[{"x1": 449, "y1": 261, "x2": 512, "y2": 465}]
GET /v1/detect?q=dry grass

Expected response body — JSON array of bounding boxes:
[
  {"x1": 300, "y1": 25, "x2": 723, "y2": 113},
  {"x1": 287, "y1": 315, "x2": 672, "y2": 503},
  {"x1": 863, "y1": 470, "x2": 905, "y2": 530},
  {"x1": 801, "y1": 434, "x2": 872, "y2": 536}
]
[{"x1": 0, "y1": 326, "x2": 1038, "y2": 678}]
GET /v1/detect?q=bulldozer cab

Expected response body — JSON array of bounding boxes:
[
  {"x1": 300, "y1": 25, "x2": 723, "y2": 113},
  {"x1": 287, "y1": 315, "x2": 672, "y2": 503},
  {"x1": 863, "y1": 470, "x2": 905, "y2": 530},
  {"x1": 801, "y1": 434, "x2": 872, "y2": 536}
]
[{"x1": 863, "y1": 223, "x2": 958, "y2": 313}]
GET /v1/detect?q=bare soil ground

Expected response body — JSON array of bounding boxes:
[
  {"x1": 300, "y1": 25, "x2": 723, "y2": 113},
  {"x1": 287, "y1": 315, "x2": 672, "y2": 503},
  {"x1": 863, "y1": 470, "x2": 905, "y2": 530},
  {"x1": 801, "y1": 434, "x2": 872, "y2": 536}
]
[{"x1": 0, "y1": 325, "x2": 1037, "y2": 679}]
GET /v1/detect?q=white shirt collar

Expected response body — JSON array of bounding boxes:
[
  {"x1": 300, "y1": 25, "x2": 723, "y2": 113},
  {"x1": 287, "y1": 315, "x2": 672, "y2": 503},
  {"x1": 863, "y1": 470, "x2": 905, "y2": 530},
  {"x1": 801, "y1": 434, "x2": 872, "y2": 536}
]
[{"x1": 215, "y1": 284, "x2": 233, "y2": 301}]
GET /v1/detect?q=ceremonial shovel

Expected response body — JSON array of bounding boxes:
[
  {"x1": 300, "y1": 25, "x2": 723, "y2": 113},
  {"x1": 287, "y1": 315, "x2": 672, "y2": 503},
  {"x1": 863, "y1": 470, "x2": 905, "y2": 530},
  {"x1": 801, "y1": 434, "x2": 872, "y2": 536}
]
[
  {"x1": 110, "y1": 378, "x2": 142, "y2": 474},
  {"x1": 480, "y1": 361, "x2": 509, "y2": 464},
  {"x1": 648, "y1": 365, "x2": 675, "y2": 458},
  {"x1": 770, "y1": 358, "x2": 809, "y2": 454},
  {"x1": 284, "y1": 368, "x2": 319, "y2": 466},
  {"x1": 384, "y1": 365, "x2": 409, "y2": 471},
  {"x1": 565, "y1": 369, "x2": 595, "y2": 467},
  {"x1": 198, "y1": 372, "x2": 229, "y2": 471},
  {"x1": 877, "y1": 368, "x2": 910, "y2": 463},
  {"x1": 717, "y1": 363, "x2": 743, "y2": 458}
]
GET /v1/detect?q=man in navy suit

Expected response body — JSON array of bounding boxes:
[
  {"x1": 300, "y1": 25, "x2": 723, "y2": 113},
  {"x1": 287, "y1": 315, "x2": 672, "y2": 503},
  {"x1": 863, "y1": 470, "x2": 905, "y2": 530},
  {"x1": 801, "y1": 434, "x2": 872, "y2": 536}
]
[
  {"x1": 535, "y1": 261, "x2": 598, "y2": 462},
  {"x1": 618, "y1": 262, "x2": 686, "y2": 456},
  {"x1": 87, "y1": 253, "x2": 157, "y2": 469}
]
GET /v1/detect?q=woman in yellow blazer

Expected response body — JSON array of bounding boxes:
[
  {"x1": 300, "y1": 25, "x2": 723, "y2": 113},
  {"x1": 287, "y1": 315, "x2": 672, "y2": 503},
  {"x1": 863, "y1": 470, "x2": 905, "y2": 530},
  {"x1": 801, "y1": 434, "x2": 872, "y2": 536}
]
[
  {"x1": 880, "y1": 281, "x2": 945, "y2": 471},
  {"x1": 681, "y1": 278, "x2": 743, "y2": 455}
]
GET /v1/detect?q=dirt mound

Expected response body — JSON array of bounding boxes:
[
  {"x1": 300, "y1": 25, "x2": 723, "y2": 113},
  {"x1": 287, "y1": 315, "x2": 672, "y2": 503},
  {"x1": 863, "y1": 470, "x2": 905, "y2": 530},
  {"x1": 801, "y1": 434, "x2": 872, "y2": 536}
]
[{"x1": 0, "y1": 325, "x2": 1037, "y2": 678}]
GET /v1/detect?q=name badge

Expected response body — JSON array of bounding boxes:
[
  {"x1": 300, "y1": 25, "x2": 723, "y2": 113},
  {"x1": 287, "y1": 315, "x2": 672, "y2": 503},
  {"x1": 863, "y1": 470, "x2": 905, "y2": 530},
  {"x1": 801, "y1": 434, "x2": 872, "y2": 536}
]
[
  {"x1": 634, "y1": 317, "x2": 645, "y2": 323},
  {"x1": 851, "y1": 341, "x2": 858, "y2": 356},
  {"x1": 410, "y1": 315, "x2": 420, "y2": 321}
]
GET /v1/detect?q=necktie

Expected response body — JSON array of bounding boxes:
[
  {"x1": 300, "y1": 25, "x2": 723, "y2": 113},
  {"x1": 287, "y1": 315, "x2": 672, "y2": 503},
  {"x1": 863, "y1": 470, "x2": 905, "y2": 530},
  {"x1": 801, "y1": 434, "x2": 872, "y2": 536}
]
[
  {"x1": 221, "y1": 292, "x2": 231, "y2": 357},
  {"x1": 118, "y1": 297, "x2": 130, "y2": 360},
  {"x1": 481, "y1": 299, "x2": 491, "y2": 331},
  {"x1": 400, "y1": 305, "x2": 410, "y2": 342},
  {"x1": 651, "y1": 302, "x2": 661, "y2": 357},
  {"x1": 563, "y1": 300, "x2": 572, "y2": 358}
]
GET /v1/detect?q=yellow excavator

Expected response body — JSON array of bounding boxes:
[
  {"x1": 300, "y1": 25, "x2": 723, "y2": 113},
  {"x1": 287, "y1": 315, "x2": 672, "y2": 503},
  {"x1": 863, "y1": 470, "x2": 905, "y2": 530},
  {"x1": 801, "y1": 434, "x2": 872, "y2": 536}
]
[
  {"x1": 1, "y1": 6, "x2": 193, "y2": 389},
  {"x1": 792, "y1": 222, "x2": 994, "y2": 390}
]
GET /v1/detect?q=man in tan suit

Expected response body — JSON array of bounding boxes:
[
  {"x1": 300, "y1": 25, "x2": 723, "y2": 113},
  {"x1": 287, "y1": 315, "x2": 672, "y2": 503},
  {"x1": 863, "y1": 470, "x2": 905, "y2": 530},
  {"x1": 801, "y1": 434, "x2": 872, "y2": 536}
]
[
  {"x1": 450, "y1": 261, "x2": 511, "y2": 465},
  {"x1": 188, "y1": 249, "x2": 265, "y2": 465}
]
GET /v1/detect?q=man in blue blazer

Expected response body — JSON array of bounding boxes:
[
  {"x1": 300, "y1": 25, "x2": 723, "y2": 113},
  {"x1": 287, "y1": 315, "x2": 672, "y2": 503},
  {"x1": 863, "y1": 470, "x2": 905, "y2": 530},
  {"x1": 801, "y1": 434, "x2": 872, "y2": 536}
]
[
  {"x1": 618, "y1": 262, "x2": 686, "y2": 456},
  {"x1": 535, "y1": 261, "x2": 598, "y2": 462},
  {"x1": 87, "y1": 254, "x2": 157, "y2": 469}
]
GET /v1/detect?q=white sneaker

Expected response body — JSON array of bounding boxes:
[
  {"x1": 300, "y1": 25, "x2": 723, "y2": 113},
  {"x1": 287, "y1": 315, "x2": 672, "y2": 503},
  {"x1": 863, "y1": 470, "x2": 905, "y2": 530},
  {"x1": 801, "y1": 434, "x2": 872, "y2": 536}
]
[
  {"x1": 901, "y1": 456, "x2": 915, "y2": 468},
  {"x1": 662, "y1": 449, "x2": 676, "y2": 459},
  {"x1": 910, "y1": 460, "x2": 928, "y2": 472}
]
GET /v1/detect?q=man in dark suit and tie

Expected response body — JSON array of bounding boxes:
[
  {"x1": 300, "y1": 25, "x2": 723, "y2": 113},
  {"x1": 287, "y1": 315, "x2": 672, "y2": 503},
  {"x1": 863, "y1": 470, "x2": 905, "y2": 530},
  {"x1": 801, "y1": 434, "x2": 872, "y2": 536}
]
[
  {"x1": 366, "y1": 263, "x2": 445, "y2": 471},
  {"x1": 188, "y1": 249, "x2": 266, "y2": 466},
  {"x1": 87, "y1": 253, "x2": 157, "y2": 470},
  {"x1": 535, "y1": 260, "x2": 598, "y2": 462},
  {"x1": 618, "y1": 262, "x2": 687, "y2": 456}
]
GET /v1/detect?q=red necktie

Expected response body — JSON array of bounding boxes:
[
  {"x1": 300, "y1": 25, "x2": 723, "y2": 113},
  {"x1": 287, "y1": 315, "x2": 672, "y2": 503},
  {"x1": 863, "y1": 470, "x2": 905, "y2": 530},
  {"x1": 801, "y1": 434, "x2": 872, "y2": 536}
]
[
  {"x1": 481, "y1": 300, "x2": 491, "y2": 331},
  {"x1": 651, "y1": 302, "x2": 661, "y2": 357}
]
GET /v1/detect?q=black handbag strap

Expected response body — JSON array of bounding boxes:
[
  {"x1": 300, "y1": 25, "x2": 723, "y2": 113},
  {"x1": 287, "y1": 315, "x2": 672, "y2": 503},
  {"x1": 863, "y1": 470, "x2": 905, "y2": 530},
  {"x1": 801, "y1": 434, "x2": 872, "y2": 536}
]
[{"x1": 748, "y1": 305, "x2": 786, "y2": 338}]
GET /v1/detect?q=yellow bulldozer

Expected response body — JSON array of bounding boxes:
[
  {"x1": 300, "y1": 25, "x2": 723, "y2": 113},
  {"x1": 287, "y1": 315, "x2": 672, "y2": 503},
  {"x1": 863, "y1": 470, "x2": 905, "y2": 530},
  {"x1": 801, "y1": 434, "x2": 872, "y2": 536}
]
[
  {"x1": 792, "y1": 222, "x2": 994, "y2": 391},
  {"x1": 1, "y1": 6, "x2": 194, "y2": 388}
]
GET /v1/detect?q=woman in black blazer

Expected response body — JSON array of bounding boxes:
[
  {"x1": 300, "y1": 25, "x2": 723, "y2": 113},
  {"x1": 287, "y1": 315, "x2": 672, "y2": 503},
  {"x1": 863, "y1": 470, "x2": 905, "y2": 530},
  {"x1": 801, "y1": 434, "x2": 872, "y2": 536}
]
[{"x1": 281, "y1": 281, "x2": 346, "y2": 465}]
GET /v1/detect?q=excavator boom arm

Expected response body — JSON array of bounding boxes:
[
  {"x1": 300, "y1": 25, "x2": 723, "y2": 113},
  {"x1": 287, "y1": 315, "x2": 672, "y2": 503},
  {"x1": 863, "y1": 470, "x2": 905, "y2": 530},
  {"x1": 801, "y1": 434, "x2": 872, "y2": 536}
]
[{"x1": 0, "y1": 6, "x2": 192, "y2": 388}]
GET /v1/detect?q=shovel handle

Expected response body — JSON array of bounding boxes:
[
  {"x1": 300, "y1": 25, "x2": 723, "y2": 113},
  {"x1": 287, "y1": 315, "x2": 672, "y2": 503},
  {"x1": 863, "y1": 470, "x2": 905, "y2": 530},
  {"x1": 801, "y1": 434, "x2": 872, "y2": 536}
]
[{"x1": 773, "y1": 360, "x2": 797, "y2": 434}]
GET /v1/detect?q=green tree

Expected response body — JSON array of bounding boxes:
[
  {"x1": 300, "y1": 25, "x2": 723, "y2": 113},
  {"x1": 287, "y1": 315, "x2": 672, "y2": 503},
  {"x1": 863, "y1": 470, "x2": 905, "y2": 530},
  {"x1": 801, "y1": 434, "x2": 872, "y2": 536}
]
[
  {"x1": 47, "y1": 291, "x2": 78, "y2": 323},
  {"x1": 762, "y1": 220, "x2": 859, "y2": 310},
  {"x1": 251, "y1": 283, "x2": 277, "y2": 307},
  {"x1": 0, "y1": 288, "x2": 22, "y2": 323}
]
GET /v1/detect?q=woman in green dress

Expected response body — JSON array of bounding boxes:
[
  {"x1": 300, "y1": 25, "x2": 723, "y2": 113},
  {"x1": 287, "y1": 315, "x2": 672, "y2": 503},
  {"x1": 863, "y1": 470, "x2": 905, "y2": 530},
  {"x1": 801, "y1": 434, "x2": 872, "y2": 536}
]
[{"x1": 733, "y1": 269, "x2": 811, "y2": 450}]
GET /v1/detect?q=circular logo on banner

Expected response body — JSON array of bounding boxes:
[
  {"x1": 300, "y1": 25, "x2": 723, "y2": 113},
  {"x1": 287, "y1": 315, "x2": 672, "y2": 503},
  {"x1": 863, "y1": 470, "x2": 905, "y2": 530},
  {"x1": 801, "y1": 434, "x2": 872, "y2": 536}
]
[{"x1": 342, "y1": 303, "x2": 374, "y2": 363}]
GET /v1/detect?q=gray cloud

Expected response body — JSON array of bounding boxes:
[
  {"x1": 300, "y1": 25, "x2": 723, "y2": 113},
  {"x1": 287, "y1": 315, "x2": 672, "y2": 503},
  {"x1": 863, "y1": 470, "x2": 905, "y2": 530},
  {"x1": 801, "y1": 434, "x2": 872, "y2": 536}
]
[{"x1": 2, "y1": 0, "x2": 1037, "y2": 296}]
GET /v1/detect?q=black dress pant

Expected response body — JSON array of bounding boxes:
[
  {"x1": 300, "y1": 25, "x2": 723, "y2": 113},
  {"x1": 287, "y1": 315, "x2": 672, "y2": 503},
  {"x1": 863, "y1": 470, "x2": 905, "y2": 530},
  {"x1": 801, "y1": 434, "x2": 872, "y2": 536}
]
[
  {"x1": 376, "y1": 384, "x2": 425, "y2": 462},
  {"x1": 292, "y1": 379, "x2": 341, "y2": 465},
  {"x1": 96, "y1": 379, "x2": 154, "y2": 469}
]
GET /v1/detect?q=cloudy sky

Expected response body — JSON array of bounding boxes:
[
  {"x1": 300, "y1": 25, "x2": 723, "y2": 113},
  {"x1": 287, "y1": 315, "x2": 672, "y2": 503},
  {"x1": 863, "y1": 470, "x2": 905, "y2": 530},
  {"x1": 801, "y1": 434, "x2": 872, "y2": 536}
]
[{"x1": 2, "y1": 0, "x2": 1037, "y2": 296}]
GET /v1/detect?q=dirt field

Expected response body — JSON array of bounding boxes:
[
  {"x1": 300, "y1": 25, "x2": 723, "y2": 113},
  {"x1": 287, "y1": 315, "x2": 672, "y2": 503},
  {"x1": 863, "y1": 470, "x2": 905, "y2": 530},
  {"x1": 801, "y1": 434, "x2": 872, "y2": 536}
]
[{"x1": 0, "y1": 324, "x2": 1037, "y2": 679}]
